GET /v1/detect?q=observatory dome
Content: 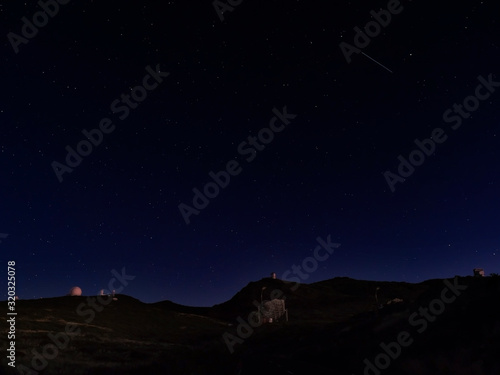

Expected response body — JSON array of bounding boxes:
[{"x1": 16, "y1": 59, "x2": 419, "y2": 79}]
[{"x1": 69, "y1": 286, "x2": 82, "y2": 296}]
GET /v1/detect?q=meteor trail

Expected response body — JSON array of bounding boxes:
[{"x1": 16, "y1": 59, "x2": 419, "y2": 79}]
[{"x1": 362, "y1": 52, "x2": 393, "y2": 73}]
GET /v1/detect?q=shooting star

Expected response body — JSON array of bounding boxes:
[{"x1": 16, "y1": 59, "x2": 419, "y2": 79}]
[{"x1": 361, "y1": 52, "x2": 393, "y2": 74}]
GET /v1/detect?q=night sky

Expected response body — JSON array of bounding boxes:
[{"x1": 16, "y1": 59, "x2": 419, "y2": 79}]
[{"x1": 1, "y1": 0, "x2": 499, "y2": 306}]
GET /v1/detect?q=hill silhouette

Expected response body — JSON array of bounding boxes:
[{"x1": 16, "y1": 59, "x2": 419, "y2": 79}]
[{"x1": 1, "y1": 276, "x2": 499, "y2": 374}]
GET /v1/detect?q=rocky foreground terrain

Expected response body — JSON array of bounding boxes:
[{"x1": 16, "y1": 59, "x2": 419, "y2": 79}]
[{"x1": 2, "y1": 276, "x2": 500, "y2": 374}]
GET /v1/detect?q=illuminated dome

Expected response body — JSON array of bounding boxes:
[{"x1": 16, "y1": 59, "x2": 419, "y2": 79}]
[{"x1": 69, "y1": 286, "x2": 82, "y2": 296}]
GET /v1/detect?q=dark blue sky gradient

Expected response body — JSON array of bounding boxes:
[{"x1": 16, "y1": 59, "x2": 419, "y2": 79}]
[{"x1": 1, "y1": 0, "x2": 499, "y2": 306}]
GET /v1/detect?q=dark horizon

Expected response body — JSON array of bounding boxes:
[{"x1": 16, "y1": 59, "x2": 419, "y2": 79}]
[{"x1": 6, "y1": 272, "x2": 496, "y2": 308}]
